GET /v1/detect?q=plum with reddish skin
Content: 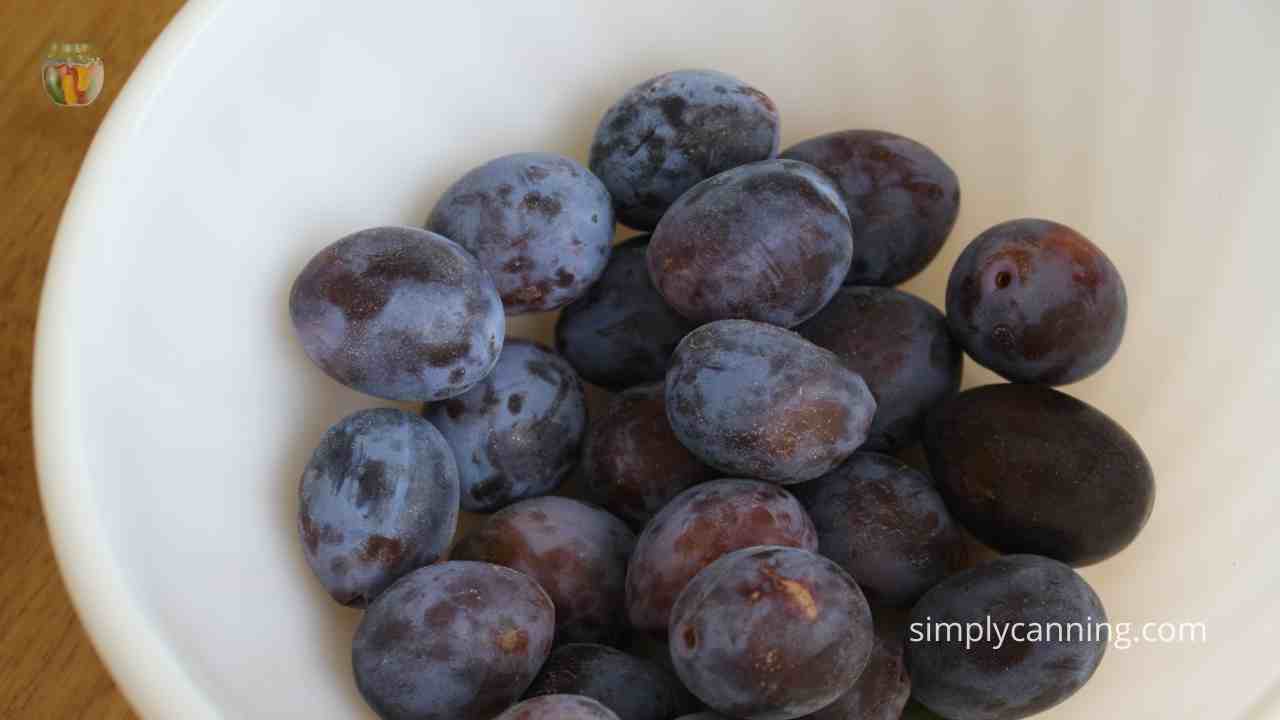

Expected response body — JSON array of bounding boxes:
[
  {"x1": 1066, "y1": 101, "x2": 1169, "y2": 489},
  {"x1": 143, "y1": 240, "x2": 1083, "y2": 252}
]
[
  {"x1": 426, "y1": 152, "x2": 614, "y2": 314},
  {"x1": 590, "y1": 69, "x2": 781, "y2": 231},
  {"x1": 524, "y1": 643, "x2": 698, "y2": 720},
  {"x1": 626, "y1": 478, "x2": 817, "y2": 633},
  {"x1": 669, "y1": 546, "x2": 874, "y2": 720},
  {"x1": 664, "y1": 320, "x2": 876, "y2": 484},
  {"x1": 648, "y1": 159, "x2": 853, "y2": 328},
  {"x1": 289, "y1": 226, "x2": 504, "y2": 401},
  {"x1": 298, "y1": 408, "x2": 459, "y2": 607},
  {"x1": 945, "y1": 218, "x2": 1126, "y2": 385},
  {"x1": 793, "y1": 452, "x2": 965, "y2": 608},
  {"x1": 555, "y1": 235, "x2": 699, "y2": 390},
  {"x1": 498, "y1": 695, "x2": 621, "y2": 720},
  {"x1": 797, "y1": 286, "x2": 962, "y2": 451},
  {"x1": 906, "y1": 555, "x2": 1108, "y2": 720},
  {"x1": 423, "y1": 339, "x2": 586, "y2": 512},
  {"x1": 781, "y1": 130, "x2": 960, "y2": 286},
  {"x1": 352, "y1": 562, "x2": 555, "y2": 720},
  {"x1": 583, "y1": 382, "x2": 717, "y2": 529},
  {"x1": 805, "y1": 618, "x2": 911, "y2": 720},
  {"x1": 923, "y1": 383, "x2": 1154, "y2": 565},
  {"x1": 451, "y1": 497, "x2": 636, "y2": 645}
]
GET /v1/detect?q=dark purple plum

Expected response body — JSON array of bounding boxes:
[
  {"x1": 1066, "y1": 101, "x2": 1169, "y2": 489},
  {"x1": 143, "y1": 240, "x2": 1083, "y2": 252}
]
[
  {"x1": 297, "y1": 408, "x2": 458, "y2": 607},
  {"x1": 426, "y1": 153, "x2": 614, "y2": 314},
  {"x1": 451, "y1": 497, "x2": 636, "y2": 645},
  {"x1": 289, "y1": 226, "x2": 504, "y2": 401},
  {"x1": 583, "y1": 382, "x2": 717, "y2": 529},
  {"x1": 664, "y1": 320, "x2": 876, "y2": 484},
  {"x1": 524, "y1": 643, "x2": 698, "y2": 720},
  {"x1": 945, "y1": 218, "x2": 1126, "y2": 385},
  {"x1": 626, "y1": 479, "x2": 817, "y2": 633},
  {"x1": 648, "y1": 159, "x2": 853, "y2": 328},
  {"x1": 424, "y1": 339, "x2": 586, "y2": 512},
  {"x1": 352, "y1": 561, "x2": 555, "y2": 720},
  {"x1": 669, "y1": 546, "x2": 873, "y2": 720},
  {"x1": 498, "y1": 695, "x2": 621, "y2": 720},
  {"x1": 797, "y1": 286, "x2": 962, "y2": 451},
  {"x1": 781, "y1": 130, "x2": 959, "y2": 286},
  {"x1": 923, "y1": 383, "x2": 1154, "y2": 565},
  {"x1": 805, "y1": 618, "x2": 911, "y2": 720},
  {"x1": 793, "y1": 453, "x2": 965, "y2": 608},
  {"x1": 590, "y1": 69, "x2": 780, "y2": 231},
  {"x1": 555, "y1": 235, "x2": 698, "y2": 390},
  {"x1": 906, "y1": 555, "x2": 1108, "y2": 720}
]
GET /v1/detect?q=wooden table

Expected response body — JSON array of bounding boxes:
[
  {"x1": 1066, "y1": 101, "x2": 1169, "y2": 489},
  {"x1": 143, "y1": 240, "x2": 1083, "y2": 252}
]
[{"x1": 0, "y1": 1, "x2": 184, "y2": 717}]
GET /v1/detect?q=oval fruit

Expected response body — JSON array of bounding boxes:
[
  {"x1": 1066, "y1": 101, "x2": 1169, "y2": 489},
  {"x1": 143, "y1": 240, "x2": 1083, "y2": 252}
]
[
  {"x1": 665, "y1": 320, "x2": 875, "y2": 483},
  {"x1": 923, "y1": 383, "x2": 1154, "y2": 565}
]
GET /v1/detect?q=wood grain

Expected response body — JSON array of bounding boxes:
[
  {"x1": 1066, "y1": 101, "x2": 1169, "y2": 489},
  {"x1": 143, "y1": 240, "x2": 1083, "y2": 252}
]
[{"x1": 0, "y1": 2, "x2": 184, "y2": 717}]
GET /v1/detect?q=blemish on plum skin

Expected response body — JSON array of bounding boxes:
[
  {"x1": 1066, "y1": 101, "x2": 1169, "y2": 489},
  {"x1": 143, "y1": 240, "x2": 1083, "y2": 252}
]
[
  {"x1": 761, "y1": 566, "x2": 818, "y2": 620},
  {"x1": 682, "y1": 625, "x2": 698, "y2": 649},
  {"x1": 422, "y1": 339, "x2": 471, "y2": 368},
  {"x1": 359, "y1": 535, "x2": 407, "y2": 567},
  {"x1": 496, "y1": 627, "x2": 529, "y2": 654},
  {"x1": 330, "y1": 556, "x2": 350, "y2": 577},
  {"x1": 354, "y1": 460, "x2": 391, "y2": 507},
  {"x1": 508, "y1": 393, "x2": 525, "y2": 414},
  {"x1": 443, "y1": 398, "x2": 467, "y2": 419},
  {"x1": 520, "y1": 191, "x2": 562, "y2": 219},
  {"x1": 657, "y1": 95, "x2": 688, "y2": 127}
]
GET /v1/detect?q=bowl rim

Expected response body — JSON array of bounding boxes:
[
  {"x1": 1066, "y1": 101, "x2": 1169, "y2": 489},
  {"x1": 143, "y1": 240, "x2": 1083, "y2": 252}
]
[{"x1": 32, "y1": 1, "x2": 227, "y2": 717}]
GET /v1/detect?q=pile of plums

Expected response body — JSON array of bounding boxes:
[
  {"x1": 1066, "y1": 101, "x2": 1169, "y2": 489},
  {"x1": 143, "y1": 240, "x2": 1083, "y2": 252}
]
[{"x1": 290, "y1": 69, "x2": 1152, "y2": 720}]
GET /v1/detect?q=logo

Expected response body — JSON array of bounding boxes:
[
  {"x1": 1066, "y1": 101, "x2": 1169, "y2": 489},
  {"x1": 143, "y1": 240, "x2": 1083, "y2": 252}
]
[{"x1": 43, "y1": 42, "x2": 104, "y2": 107}]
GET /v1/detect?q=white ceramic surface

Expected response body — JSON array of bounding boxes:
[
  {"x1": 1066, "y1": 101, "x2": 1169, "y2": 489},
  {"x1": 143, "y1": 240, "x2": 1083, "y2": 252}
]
[{"x1": 33, "y1": 1, "x2": 1280, "y2": 718}]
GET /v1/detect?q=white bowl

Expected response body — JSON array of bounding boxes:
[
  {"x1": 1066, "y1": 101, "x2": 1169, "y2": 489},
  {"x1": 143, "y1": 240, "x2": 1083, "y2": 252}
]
[{"x1": 34, "y1": 1, "x2": 1280, "y2": 718}]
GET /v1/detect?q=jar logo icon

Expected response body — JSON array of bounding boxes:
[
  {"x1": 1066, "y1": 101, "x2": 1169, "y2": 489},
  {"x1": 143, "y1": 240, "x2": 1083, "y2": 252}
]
[{"x1": 43, "y1": 42, "x2": 104, "y2": 107}]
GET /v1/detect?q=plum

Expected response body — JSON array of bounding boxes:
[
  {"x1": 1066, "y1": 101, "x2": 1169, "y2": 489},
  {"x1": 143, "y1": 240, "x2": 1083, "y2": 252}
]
[
  {"x1": 289, "y1": 226, "x2": 504, "y2": 401},
  {"x1": 298, "y1": 408, "x2": 458, "y2": 607},
  {"x1": 796, "y1": 286, "x2": 962, "y2": 451},
  {"x1": 590, "y1": 69, "x2": 780, "y2": 231},
  {"x1": 423, "y1": 339, "x2": 586, "y2": 512},
  {"x1": 906, "y1": 555, "x2": 1108, "y2": 720},
  {"x1": 793, "y1": 452, "x2": 965, "y2": 608},
  {"x1": 352, "y1": 561, "x2": 555, "y2": 720},
  {"x1": 648, "y1": 159, "x2": 852, "y2": 328},
  {"x1": 781, "y1": 130, "x2": 959, "y2": 286},
  {"x1": 452, "y1": 497, "x2": 635, "y2": 645},
  {"x1": 583, "y1": 382, "x2": 716, "y2": 529},
  {"x1": 524, "y1": 643, "x2": 697, "y2": 720},
  {"x1": 922, "y1": 383, "x2": 1154, "y2": 565},
  {"x1": 805, "y1": 618, "x2": 911, "y2": 720},
  {"x1": 626, "y1": 478, "x2": 817, "y2": 633},
  {"x1": 669, "y1": 546, "x2": 874, "y2": 720},
  {"x1": 665, "y1": 320, "x2": 875, "y2": 484},
  {"x1": 426, "y1": 152, "x2": 614, "y2": 314},
  {"x1": 945, "y1": 218, "x2": 1126, "y2": 385},
  {"x1": 555, "y1": 235, "x2": 698, "y2": 390}
]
